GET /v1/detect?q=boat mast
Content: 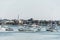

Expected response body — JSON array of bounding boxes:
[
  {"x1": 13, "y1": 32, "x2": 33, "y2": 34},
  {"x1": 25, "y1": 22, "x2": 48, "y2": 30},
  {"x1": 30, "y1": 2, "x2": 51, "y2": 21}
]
[
  {"x1": 18, "y1": 14, "x2": 19, "y2": 20},
  {"x1": 17, "y1": 14, "x2": 20, "y2": 24}
]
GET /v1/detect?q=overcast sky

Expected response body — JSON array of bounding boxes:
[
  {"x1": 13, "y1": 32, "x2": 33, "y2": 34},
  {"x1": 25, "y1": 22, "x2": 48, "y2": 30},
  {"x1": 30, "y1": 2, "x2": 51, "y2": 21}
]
[{"x1": 0, "y1": 0, "x2": 60, "y2": 20}]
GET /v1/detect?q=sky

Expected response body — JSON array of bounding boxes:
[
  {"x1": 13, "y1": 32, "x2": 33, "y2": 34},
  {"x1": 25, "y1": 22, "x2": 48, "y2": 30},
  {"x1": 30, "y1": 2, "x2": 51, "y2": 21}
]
[{"x1": 0, "y1": 0, "x2": 60, "y2": 20}]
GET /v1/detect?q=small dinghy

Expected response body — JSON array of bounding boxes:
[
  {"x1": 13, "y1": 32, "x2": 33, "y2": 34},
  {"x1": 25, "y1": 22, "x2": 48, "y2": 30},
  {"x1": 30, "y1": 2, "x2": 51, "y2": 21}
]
[{"x1": 5, "y1": 28, "x2": 13, "y2": 31}]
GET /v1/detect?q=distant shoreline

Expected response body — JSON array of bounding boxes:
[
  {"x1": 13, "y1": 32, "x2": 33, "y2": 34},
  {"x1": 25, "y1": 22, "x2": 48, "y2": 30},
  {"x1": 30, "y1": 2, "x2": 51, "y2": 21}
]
[{"x1": 0, "y1": 18, "x2": 60, "y2": 26}]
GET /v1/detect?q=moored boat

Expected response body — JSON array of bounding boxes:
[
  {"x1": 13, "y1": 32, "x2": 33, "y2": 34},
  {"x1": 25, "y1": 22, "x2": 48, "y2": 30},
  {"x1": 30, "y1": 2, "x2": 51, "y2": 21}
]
[
  {"x1": 0, "y1": 25, "x2": 14, "y2": 32},
  {"x1": 18, "y1": 24, "x2": 41, "y2": 32},
  {"x1": 46, "y1": 22, "x2": 58, "y2": 32}
]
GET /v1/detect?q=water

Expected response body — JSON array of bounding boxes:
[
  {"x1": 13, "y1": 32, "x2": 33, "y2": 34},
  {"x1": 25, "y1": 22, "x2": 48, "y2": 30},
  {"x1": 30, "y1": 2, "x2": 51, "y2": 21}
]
[
  {"x1": 0, "y1": 25, "x2": 60, "y2": 40},
  {"x1": 0, "y1": 32, "x2": 60, "y2": 40}
]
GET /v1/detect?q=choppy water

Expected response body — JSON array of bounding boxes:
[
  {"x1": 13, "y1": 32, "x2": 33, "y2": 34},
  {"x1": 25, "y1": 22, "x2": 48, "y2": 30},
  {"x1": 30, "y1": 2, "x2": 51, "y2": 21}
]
[{"x1": 0, "y1": 25, "x2": 60, "y2": 40}]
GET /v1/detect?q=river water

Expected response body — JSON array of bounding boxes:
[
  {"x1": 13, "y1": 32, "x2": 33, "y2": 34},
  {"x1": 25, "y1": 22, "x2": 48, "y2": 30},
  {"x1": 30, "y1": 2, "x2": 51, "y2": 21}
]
[{"x1": 0, "y1": 25, "x2": 60, "y2": 40}]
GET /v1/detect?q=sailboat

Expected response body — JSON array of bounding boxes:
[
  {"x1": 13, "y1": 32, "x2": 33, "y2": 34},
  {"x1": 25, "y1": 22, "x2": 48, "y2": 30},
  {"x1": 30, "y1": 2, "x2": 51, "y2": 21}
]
[
  {"x1": 46, "y1": 22, "x2": 58, "y2": 32},
  {"x1": 18, "y1": 24, "x2": 41, "y2": 32}
]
